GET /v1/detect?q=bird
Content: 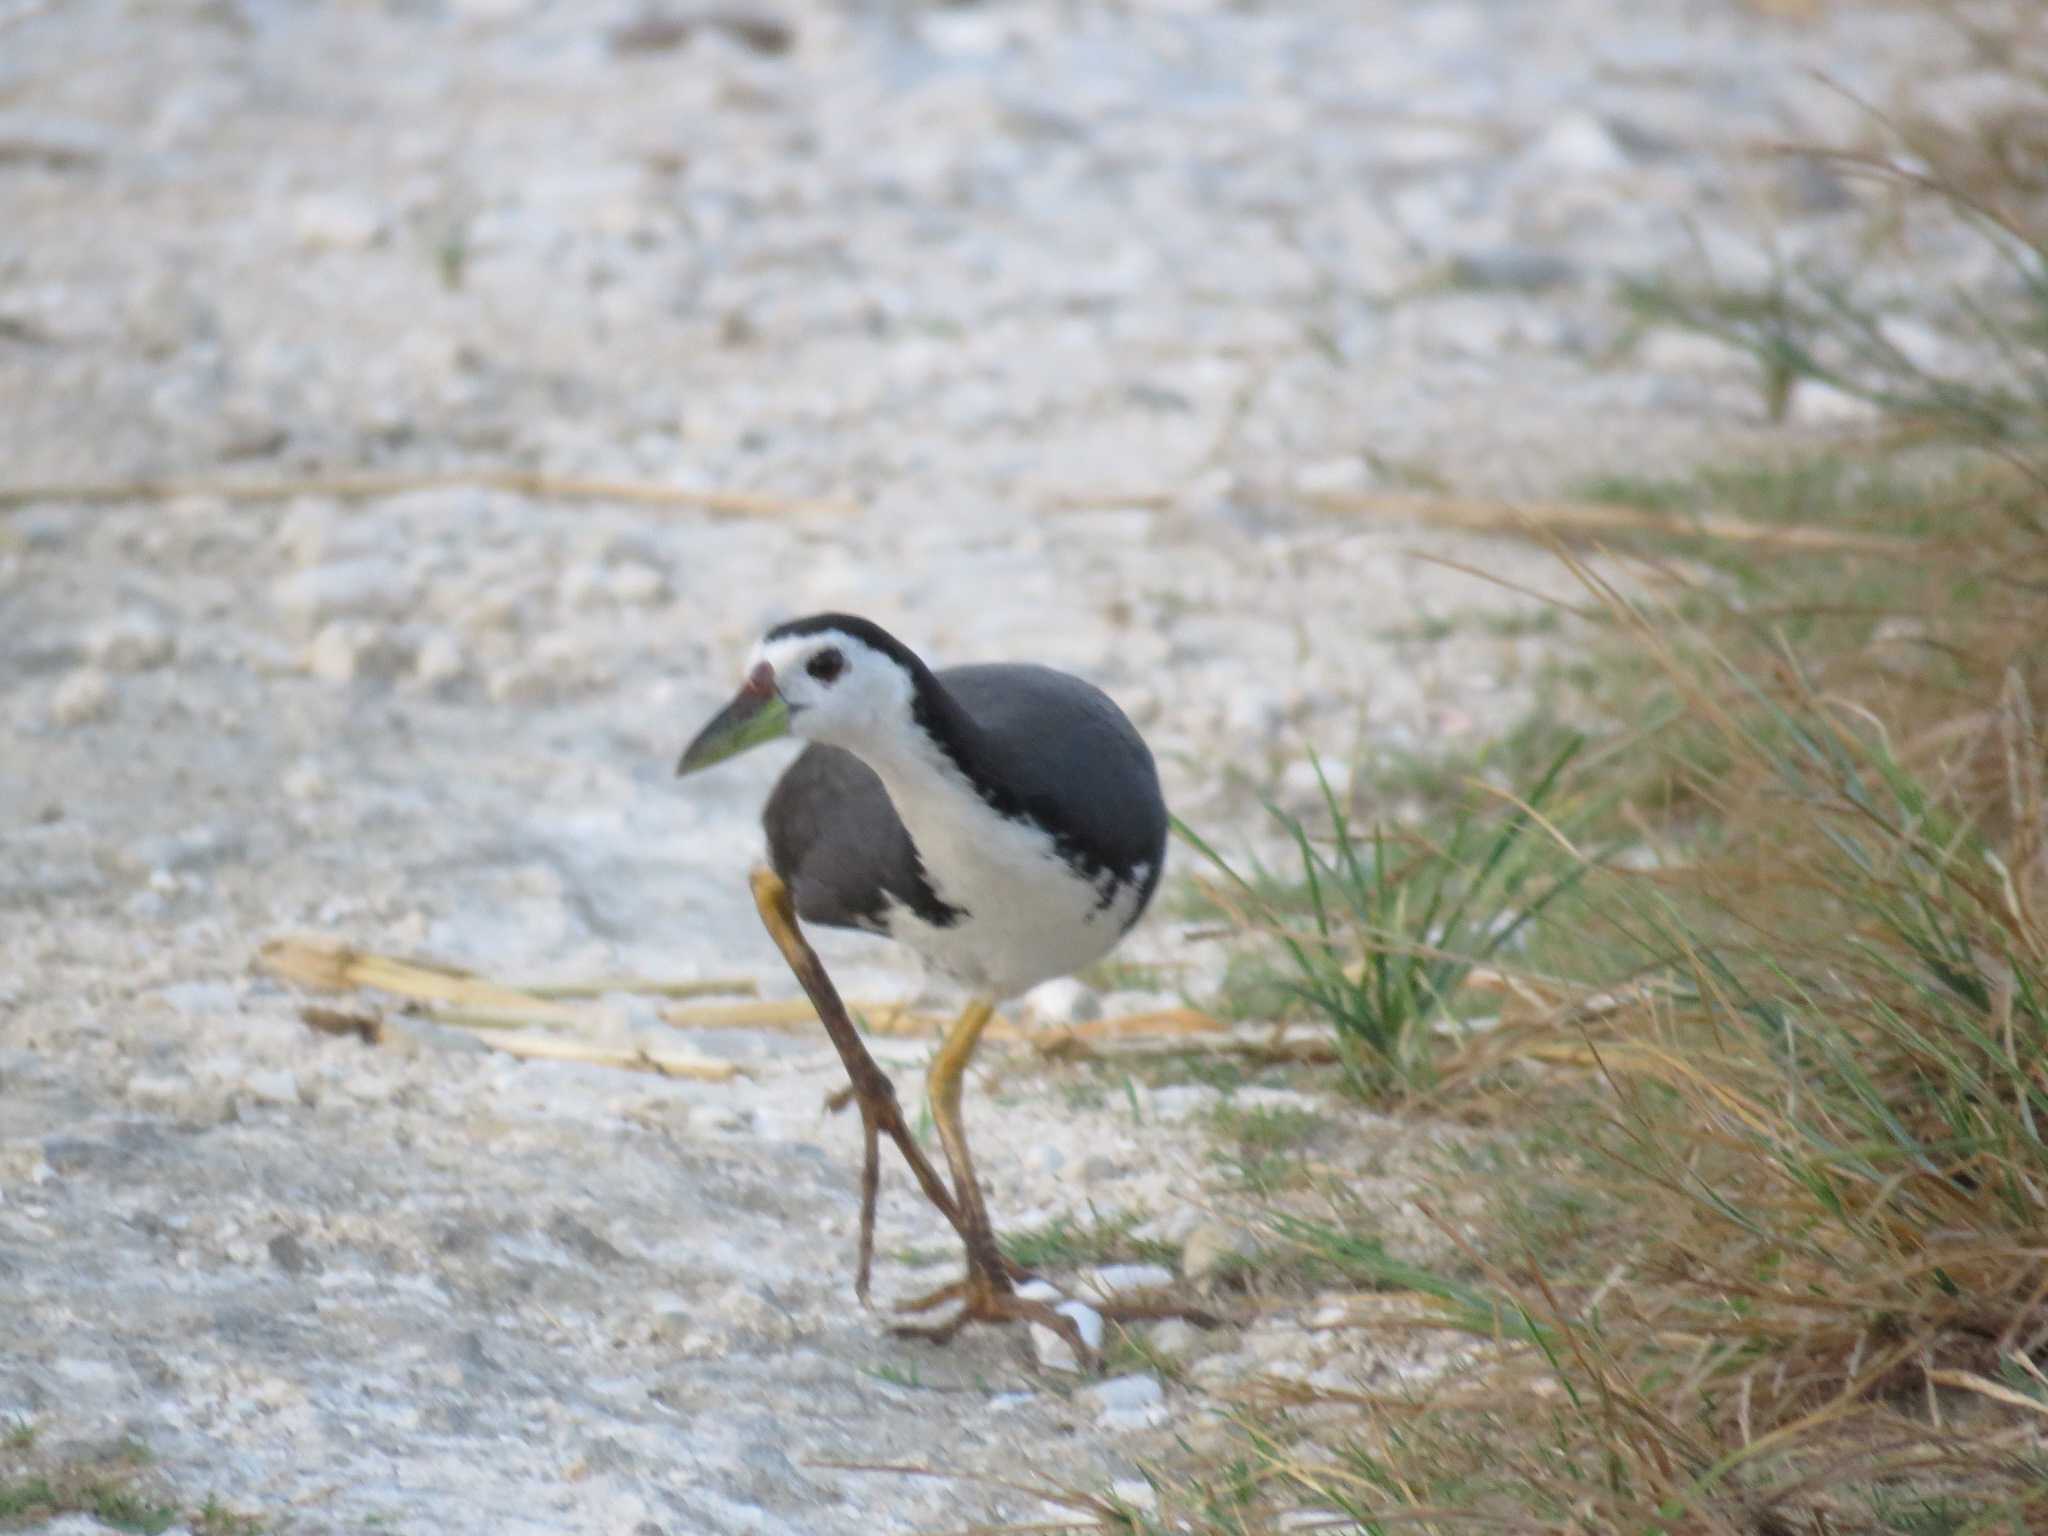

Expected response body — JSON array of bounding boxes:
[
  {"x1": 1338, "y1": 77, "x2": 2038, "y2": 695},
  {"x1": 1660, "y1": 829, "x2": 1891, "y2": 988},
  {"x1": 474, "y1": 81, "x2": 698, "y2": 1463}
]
[{"x1": 676, "y1": 612, "x2": 1168, "y2": 1348}]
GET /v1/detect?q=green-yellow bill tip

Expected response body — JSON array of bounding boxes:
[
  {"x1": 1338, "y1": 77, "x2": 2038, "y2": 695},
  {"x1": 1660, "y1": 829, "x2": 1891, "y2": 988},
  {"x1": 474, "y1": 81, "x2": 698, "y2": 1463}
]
[{"x1": 675, "y1": 675, "x2": 790, "y2": 778}]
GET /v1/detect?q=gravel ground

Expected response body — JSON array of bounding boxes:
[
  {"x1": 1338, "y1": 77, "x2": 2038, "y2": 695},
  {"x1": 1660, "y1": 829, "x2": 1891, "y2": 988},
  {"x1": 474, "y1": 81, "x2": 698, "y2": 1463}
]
[{"x1": 0, "y1": 0, "x2": 2001, "y2": 1530}]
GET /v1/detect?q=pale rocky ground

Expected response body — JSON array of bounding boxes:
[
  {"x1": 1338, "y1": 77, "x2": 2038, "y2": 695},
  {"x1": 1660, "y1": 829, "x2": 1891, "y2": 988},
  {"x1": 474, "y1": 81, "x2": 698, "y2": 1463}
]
[{"x1": 0, "y1": 0, "x2": 2011, "y2": 1531}]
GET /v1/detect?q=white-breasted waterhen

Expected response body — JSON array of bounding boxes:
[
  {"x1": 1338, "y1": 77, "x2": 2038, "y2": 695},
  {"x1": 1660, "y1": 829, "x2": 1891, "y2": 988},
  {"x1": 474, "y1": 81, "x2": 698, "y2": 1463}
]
[{"x1": 678, "y1": 614, "x2": 1175, "y2": 1357}]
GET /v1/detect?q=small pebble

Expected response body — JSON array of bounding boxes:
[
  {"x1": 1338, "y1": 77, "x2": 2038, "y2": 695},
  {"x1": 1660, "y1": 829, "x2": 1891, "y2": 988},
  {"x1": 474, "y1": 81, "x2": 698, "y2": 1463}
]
[
  {"x1": 273, "y1": 558, "x2": 415, "y2": 629},
  {"x1": 412, "y1": 630, "x2": 467, "y2": 689},
  {"x1": 1525, "y1": 111, "x2": 1632, "y2": 175},
  {"x1": 1084, "y1": 1262, "x2": 1176, "y2": 1298},
  {"x1": 304, "y1": 621, "x2": 412, "y2": 684},
  {"x1": 293, "y1": 192, "x2": 384, "y2": 250},
  {"x1": 243, "y1": 1069, "x2": 302, "y2": 1107},
  {"x1": 1024, "y1": 976, "x2": 1100, "y2": 1026},
  {"x1": 1181, "y1": 1220, "x2": 1259, "y2": 1287},
  {"x1": 1085, "y1": 1372, "x2": 1167, "y2": 1429},
  {"x1": 1023, "y1": 1286, "x2": 1104, "y2": 1374},
  {"x1": 268, "y1": 1231, "x2": 313, "y2": 1275},
  {"x1": 282, "y1": 759, "x2": 330, "y2": 801},
  {"x1": 125, "y1": 1073, "x2": 194, "y2": 1111},
  {"x1": 88, "y1": 615, "x2": 175, "y2": 671},
  {"x1": 1109, "y1": 1479, "x2": 1158, "y2": 1513},
  {"x1": 49, "y1": 667, "x2": 113, "y2": 726},
  {"x1": 609, "y1": 560, "x2": 667, "y2": 606},
  {"x1": 1147, "y1": 1317, "x2": 1205, "y2": 1359}
]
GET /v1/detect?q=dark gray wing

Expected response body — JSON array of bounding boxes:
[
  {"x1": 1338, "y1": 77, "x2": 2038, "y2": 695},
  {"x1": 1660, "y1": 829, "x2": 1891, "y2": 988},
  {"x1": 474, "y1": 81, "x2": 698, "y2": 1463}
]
[
  {"x1": 939, "y1": 664, "x2": 1168, "y2": 917},
  {"x1": 762, "y1": 744, "x2": 963, "y2": 932}
]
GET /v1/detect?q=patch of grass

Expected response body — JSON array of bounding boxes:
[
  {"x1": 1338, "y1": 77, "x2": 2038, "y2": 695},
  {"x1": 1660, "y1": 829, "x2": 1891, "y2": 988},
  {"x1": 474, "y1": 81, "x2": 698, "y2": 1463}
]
[
  {"x1": 194, "y1": 1495, "x2": 269, "y2": 1536},
  {"x1": 1053, "y1": 1074, "x2": 1110, "y2": 1112},
  {"x1": 1075, "y1": 956, "x2": 1171, "y2": 993},
  {"x1": 1383, "y1": 607, "x2": 1565, "y2": 645},
  {"x1": 1616, "y1": 23, "x2": 2048, "y2": 467},
  {"x1": 997, "y1": 1208, "x2": 1178, "y2": 1273},
  {"x1": 1204, "y1": 1101, "x2": 1330, "y2": 1195},
  {"x1": 863, "y1": 1361, "x2": 930, "y2": 1391},
  {"x1": 1140, "y1": 63, "x2": 2048, "y2": 1521},
  {"x1": 1178, "y1": 738, "x2": 1596, "y2": 1097},
  {"x1": 1145, "y1": 469, "x2": 2048, "y2": 1526},
  {"x1": 1362, "y1": 449, "x2": 1453, "y2": 494},
  {"x1": 1118, "y1": 19, "x2": 2048, "y2": 1528},
  {"x1": 0, "y1": 1464, "x2": 177, "y2": 1534},
  {"x1": 0, "y1": 1437, "x2": 265, "y2": 1535},
  {"x1": 1377, "y1": 611, "x2": 1462, "y2": 644},
  {"x1": 0, "y1": 1421, "x2": 29, "y2": 1454},
  {"x1": 1351, "y1": 711, "x2": 1594, "y2": 826}
]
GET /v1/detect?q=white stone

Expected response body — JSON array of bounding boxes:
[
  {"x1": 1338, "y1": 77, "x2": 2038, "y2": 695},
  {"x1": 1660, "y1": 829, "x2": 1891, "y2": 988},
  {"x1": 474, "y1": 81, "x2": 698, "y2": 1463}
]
[
  {"x1": 1189, "y1": 1348, "x2": 1258, "y2": 1388},
  {"x1": 412, "y1": 630, "x2": 467, "y2": 688},
  {"x1": 1280, "y1": 1512, "x2": 1349, "y2": 1532},
  {"x1": 1146, "y1": 1084, "x2": 1218, "y2": 1122},
  {"x1": 88, "y1": 615, "x2": 175, "y2": 671},
  {"x1": 1291, "y1": 456, "x2": 1374, "y2": 496},
  {"x1": 1024, "y1": 976, "x2": 1100, "y2": 1026},
  {"x1": 273, "y1": 559, "x2": 415, "y2": 629},
  {"x1": 126, "y1": 1072, "x2": 194, "y2": 1110},
  {"x1": 1132, "y1": 1206, "x2": 1206, "y2": 1247},
  {"x1": 1792, "y1": 379, "x2": 1884, "y2": 427},
  {"x1": 304, "y1": 621, "x2": 412, "y2": 684},
  {"x1": 486, "y1": 635, "x2": 595, "y2": 705},
  {"x1": 275, "y1": 498, "x2": 351, "y2": 565},
  {"x1": 243, "y1": 1068, "x2": 302, "y2": 1107},
  {"x1": 49, "y1": 668, "x2": 113, "y2": 726},
  {"x1": 609, "y1": 560, "x2": 667, "y2": 605},
  {"x1": 1084, "y1": 1262, "x2": 1175, "y2": 1298},
  {"x1": 1147, "y1": 1317, "x2": 1205, "y2": 1358},
  {"x1": 1637, "y1": 327, "x2": 1750, "y2": 376},
  {"x1": 1526, "y1": 112, "x2": 1632, "y2": 175},
  {"x1": 1023, "y1": 1142, "x2": 1065, "y2": 1177},
  {"x1": 1182, "y1": 1220, "x2": 1259, "y2": 1286},
  {"x1": 559, "y1": 561, "x2": 611, "y2": 610},
  {"x1": 1085, "y1": 1372, "x2": 1167, "y2": 1429},
  {"x1": 1028, "y1": 1297, "x2": 1104, "y2": 1373},
  {"x1": 1109, "y1": 1478, "x2": 1158, "y2": 1513},
  {"x1": 1077, "y1": 1153, "x2": 1121, "y2": 1185},
  {"x1": 1279, "y1": 756, "x2": 1350, "y2": 802},
  {"x1": 293, "y1": 192, "x2": 384, "y2": 250},
  {"x1": 282, "y1": 759, "x2": 330, "y2": 801}
]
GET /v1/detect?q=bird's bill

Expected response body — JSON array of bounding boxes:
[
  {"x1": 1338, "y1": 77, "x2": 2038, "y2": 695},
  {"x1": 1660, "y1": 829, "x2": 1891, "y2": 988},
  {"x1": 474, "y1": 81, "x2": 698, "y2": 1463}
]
[{"x1": 675, "y1": 672, "x2": 790, "y2": 777}]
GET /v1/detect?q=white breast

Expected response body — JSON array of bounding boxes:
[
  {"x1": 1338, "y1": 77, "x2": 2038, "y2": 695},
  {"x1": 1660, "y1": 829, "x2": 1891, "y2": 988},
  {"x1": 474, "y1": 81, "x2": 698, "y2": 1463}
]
[{"x1": 864, "y1": 734, "x2": 1150, "y2": 1000}]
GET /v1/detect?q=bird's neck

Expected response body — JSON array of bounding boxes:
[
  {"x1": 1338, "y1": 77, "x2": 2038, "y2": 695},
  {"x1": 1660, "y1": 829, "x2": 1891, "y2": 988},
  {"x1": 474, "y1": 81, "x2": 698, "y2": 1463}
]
[{"x1": 851, "y1": 679, "x2": 1009, "y2": 873}]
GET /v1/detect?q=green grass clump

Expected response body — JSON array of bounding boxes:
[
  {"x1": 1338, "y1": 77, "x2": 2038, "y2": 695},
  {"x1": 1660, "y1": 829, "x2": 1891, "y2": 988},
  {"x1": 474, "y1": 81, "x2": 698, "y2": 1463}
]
[
  {"x1": 0, "y1": 1433, "x2": 264, "y2": 1535},
  {"x1": 1142, "y1": 468, "x2": 2048, "y2": 1529},
  {"x1": 1178, "y1": 741, "x2": 1595, "y2": 1097},
  {"x1": 1205, "y1": 1101, "x2": 1331, "y2": 1195},
  {"x1": 997, "y1": 1208, "x2": 1179, "y2": 1273},
  {"x1": 1129, "y1": 21, "x2": 2048, "y2": 1512}
]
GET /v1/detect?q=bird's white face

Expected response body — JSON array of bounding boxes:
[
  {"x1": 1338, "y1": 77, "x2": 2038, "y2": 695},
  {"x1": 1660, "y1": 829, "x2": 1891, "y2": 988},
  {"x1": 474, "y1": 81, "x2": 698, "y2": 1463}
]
[
  {"x1": 676, "y1": 613, "x2": 931, "y2": 780},
  {"x1": 750, "y1": 628, "x2": 914, "y2": 751}
]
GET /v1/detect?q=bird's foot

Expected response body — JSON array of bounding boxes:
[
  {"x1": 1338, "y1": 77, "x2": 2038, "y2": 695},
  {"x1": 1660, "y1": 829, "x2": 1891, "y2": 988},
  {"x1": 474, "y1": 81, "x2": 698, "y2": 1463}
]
[
  {"x1": 889, "y1": 1265, "x2": 1101, "y2": 1368},
  {"x1": 888, "y1": 1267, "x2": 1225, "y2": 1371}
]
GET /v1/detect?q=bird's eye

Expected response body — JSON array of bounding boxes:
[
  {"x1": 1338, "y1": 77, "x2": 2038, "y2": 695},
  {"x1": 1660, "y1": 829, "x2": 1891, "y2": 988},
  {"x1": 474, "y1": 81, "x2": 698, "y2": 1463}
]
[{"x1": 806, "y1": 647, "x2": 846, "y2": 684}]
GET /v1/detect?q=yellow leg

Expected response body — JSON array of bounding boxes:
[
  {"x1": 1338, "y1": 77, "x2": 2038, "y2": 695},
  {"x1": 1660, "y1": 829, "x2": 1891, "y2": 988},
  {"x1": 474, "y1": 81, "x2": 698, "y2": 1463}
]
[
  {"x1": 750, "y1": 870, "x2": 1212, "y2": 1364},
  {"x1": 748, "y1": 867, "x2": 967, "y2": 1300},
  {"x1": 926, "y1": 998, "x2": 1008, "y2": 1295}
]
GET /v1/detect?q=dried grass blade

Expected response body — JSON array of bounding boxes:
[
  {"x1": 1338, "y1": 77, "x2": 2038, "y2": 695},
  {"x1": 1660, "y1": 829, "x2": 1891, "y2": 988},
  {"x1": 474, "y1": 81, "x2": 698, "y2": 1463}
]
[
  {"x1": 0, "y1": 469, "x2": 856, "y2": 520},
  {"x1": 1923, "y1": 1368, "x2": 2048, "y2": 1419},
  {"x1": 464, "y1": 1031, "x2": 741, "y2": 1082},
  {"x1": 257, "y1": 934, "x2": 585, "y2": 1025}
]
